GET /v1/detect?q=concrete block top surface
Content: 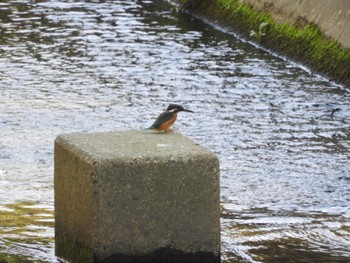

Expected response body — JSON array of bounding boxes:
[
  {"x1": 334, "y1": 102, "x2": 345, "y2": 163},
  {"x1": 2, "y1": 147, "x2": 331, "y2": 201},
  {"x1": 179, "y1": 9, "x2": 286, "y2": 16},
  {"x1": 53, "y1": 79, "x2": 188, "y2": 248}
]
[{"x1": 56, "y1": 130, "x2": 215, "y2": 162}]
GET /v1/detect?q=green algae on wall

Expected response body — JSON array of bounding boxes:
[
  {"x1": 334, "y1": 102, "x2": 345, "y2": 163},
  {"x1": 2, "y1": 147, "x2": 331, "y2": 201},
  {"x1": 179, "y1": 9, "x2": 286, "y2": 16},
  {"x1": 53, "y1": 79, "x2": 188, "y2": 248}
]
[{"x1": 180, "y1": 0, "x2": 350, "y2": 87}]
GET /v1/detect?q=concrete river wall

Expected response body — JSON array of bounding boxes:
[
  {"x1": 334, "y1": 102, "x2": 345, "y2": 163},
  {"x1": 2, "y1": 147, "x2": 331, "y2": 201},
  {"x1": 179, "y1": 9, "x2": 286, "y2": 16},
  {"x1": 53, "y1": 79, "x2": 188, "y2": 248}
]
[
  {"x1": 240, "y1": 0, "x2": 350, "y2": 49},
  {"x1": 180, "y1": 0, "x2": 350, "y2": 87}
]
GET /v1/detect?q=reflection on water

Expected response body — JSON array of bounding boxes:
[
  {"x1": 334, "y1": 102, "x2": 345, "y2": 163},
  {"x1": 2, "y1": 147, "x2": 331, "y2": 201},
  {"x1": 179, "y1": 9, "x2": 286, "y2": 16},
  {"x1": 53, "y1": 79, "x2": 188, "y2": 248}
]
[
  {"x1": 0, "y1": 0, "x2": 349, "y2": 262},
  {"x1": 0, "y1": 202, "x2": 54, "y2": 262}
]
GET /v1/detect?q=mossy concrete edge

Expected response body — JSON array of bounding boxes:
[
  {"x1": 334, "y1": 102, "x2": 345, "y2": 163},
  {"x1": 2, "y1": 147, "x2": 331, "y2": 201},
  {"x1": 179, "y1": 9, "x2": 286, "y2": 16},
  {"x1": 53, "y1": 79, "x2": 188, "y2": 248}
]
[
  {"x1": 55, "y1": 235, "x2": 94, "y2": 263},
  {"x1": 179, "y1": 0, "x2": 350, "y2": 87}
]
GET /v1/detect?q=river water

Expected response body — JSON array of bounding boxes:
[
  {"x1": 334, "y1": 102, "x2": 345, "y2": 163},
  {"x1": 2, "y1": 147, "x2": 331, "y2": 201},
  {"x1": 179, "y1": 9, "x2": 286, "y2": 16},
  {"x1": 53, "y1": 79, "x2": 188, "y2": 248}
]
[{"x1": 0, "y1": 0, "x2": 349, "y2": 262}]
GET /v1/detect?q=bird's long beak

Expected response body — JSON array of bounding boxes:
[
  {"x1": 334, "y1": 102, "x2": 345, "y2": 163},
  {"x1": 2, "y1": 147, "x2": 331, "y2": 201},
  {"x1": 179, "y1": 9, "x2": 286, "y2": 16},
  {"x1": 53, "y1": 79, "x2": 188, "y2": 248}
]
[{"x1": 182, "y1": 108, "x2": 194, "y2": 113}]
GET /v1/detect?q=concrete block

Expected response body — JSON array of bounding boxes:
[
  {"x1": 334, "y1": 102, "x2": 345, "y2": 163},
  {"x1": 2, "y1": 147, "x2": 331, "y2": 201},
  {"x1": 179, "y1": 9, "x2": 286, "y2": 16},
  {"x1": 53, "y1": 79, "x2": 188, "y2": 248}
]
[{"x1": 54, "y1": 131, "x2": 220, "y2": 263}]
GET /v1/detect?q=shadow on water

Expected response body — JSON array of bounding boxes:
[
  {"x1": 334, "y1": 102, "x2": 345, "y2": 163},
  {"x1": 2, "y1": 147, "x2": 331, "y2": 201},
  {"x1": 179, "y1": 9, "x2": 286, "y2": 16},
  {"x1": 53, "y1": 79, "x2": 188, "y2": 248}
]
[{"x1": 0, "y1": 0, "x2": 349, "y2": 262}]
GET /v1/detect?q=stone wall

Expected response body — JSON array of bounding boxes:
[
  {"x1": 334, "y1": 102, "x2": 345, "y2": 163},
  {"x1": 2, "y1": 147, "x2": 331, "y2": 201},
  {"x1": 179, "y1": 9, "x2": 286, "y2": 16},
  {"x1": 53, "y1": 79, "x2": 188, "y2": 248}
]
[
  {"x1": 239, "y1": 0, "x2": 350, "y2": 49},
  {"x1": 179, "y1": 0, "x2": 350, "y2": 86}
]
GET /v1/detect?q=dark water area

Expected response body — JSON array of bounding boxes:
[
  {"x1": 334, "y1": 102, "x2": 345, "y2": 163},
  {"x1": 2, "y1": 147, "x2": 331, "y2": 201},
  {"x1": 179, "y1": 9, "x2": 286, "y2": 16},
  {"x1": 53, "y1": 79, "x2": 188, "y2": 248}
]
[{"x1": 0, "y1": 0, "x2": 349, "y2": 262}]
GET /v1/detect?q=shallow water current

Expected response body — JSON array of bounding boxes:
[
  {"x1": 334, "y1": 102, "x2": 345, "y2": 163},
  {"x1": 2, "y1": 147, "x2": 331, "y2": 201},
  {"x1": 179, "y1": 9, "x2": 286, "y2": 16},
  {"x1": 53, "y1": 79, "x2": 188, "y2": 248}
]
[{"x1": 0, "y1": 0, "x2": 349, "y2": 262}]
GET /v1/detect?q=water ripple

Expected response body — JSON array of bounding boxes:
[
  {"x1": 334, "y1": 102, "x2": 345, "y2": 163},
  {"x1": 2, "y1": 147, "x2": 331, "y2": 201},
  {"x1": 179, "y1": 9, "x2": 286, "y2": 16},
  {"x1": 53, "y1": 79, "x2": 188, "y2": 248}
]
[{"x1": 0, "y1": 0, "x2": 349, "y2": 262}]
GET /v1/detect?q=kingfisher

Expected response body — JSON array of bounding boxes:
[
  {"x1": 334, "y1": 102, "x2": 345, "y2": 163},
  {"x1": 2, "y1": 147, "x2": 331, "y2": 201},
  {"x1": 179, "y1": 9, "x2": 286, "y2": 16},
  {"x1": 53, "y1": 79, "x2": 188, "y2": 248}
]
[{"x1": 148, "y1": 104, "x2": 193, "y2": 132}]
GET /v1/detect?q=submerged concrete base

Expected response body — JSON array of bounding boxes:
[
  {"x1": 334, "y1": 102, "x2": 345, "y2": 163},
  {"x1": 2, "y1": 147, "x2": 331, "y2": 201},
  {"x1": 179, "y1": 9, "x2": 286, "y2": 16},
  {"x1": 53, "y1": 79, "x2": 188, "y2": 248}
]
[{"x1": 54, "y1": 131, "x2": 220, "y2": 263}]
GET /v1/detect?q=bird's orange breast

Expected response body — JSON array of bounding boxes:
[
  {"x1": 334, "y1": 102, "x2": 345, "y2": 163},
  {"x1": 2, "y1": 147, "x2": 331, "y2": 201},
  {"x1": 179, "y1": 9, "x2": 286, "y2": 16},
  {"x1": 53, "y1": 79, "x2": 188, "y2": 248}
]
[{"x1": 158, "y1": 114, "x2": 177, "y2": 131}]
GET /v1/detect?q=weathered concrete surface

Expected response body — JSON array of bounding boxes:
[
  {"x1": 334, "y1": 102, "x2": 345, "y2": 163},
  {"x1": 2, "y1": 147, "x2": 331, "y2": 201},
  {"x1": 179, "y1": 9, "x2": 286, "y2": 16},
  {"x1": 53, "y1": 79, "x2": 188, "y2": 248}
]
[
  {"x1": 55, "y1": 131, "x2": 220, "y2": 262},
  {"x1": 239, "y1": 0, "x2": 350, "y2": 49}
]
